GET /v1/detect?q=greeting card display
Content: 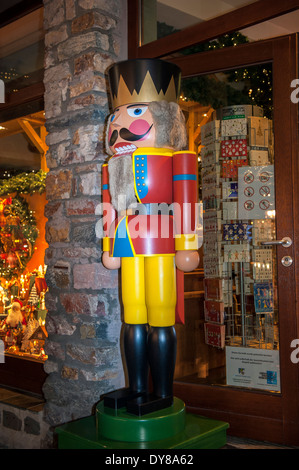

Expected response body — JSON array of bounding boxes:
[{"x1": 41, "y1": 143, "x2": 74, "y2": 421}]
[
  {"x1": 249, "y1": 149, "x2": 269, "y2": 166},
  {"x1": 221, "y1": 138, "x2": 247, "y2": 158},
  {"x1": 221, "y1": 118, "x2": 247, "y2": 137},
  {"x1": 203, "y1": 211, "x2": 222, "y2": 232},
  {"x1": 203, "y1": 255, "x2": 224, "y2": 278},
  {"x1": 204, "y1": 300, "x2": 225, "y2": 324},
  {"x1": 201, "y1": 143, "x2": 220, "y2": 167},
  {"x1": 204, "y1": 278, "x2": 223, "y2": 301},
  {"x1": 252, "y1": 219, "x2": 274, "y2": 245},
  {"x1": 253, "y1": 248, "x2": 273, "y2": 280},
  {"x1": 201, "y1": 107, "x2": 276, "y2": 352},
  {"x1": 204, "y1": 323, "x2": 225, "y2": 349},
  {"x1": 204, "y1": 232, "x2": 222, "y2": 257},
  {"x1": 222, "y1": 201, "x2": 238, "y2": 220},
  {"x1": 223, "y1": 222, "x2": 252, "y2": 242},
  {"x1": 201, "y1": 120, "x2": 220, "y2": 145},
  {"x1": 248, "y1": 116, "x2": 269, "y2": 148},
  {"x1": 222, "y1": 158, "x2": 248, "y2": 178},
  {"x1": 202, "y1": 187, "x2": 221, "y2": 211},
  {"x1": 223, "y1": 243, "x2": 251, "y2": 263},
  {"x1": 254, "y1": 281, "x2": 274, "y2": 313},
  {"x1": 222, "y1": 182, "x2": 238, "y2": 199}
]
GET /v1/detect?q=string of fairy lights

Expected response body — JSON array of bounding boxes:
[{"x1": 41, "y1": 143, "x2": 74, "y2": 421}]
[
  {"x1": 158, "y1": 25, "x2": 274, "y2": 119},
  {"x1": 0, "y1": 170, "x2": 46, "y2": 280}
]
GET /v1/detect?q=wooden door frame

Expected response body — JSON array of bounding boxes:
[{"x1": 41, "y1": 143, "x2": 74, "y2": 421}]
[
  {"x1": 165, "y1": 34, "x2": 299, "y2": 446},
  {"x1": 128, "y1": 0, "x2": 299, "y2": 59}
]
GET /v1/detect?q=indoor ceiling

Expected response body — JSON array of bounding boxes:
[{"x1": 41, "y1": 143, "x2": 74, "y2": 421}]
[{"x1": 0, "y1": 111, "x2": 46, "y2": 170}]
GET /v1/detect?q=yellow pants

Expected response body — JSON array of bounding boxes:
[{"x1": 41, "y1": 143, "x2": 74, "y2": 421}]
[{"x1": 121, "y1": 256, "x2": 176, "y2": 327}]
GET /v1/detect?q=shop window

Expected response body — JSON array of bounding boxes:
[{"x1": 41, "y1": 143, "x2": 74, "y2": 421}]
[
  {"x1": 0, "y1": 7, "x2": 44, "y2": 123},
  {"x1": 175, "y1": 62, "x2": 280, "y2": 393},
  {"x1": 0, "y1": 111, "x2": 47, "y2": 368},
  {"x1": 0, "y1": 8, "x2": 44, "y2": 93},
  {"x1": 0, "y1": 108, "x2": 48, "y2": 394},
  {"x1": 0, "y1": 7, "x2": 47, "y2": 395}
]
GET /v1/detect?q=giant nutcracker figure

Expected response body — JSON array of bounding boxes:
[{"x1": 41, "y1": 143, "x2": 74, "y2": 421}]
[{"x1": 102, "y1": 58, "x2": 199, "y2": 415}]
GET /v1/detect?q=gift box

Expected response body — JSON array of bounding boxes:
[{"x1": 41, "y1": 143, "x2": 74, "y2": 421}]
[
  {"x1": 221, "y1": 138, "x2": 247, "y2": 158},
  {"x1": 221, "y1": 118, "x2": 247, "y2": 138},
  {"x1": 201, "y1": 120, "x2": 220, "y2": 145},
  {"x1": 204, "y1": 322, "x2": 225, "y2": 348},
  {"x1": 248, "y1": 116, "x2": 269, "y2": 147}
]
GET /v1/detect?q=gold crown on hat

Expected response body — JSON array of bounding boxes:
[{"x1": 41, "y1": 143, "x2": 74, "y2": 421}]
[{"x1": 108, "y1": 59, "x2": 181, "y2": 109}]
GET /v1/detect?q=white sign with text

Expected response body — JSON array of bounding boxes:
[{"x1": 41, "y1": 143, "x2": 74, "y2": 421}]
[{"x1": 226, "y1": 346, "x2": 280, "y2": 392}]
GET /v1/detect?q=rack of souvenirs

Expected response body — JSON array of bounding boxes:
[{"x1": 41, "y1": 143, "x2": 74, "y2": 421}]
[
  {"x1": 0, "y1": 265, "x2": 48, "y2": 362},
  {"x1": 201, "y1": 105, "x2": 277, "y2": 350}
]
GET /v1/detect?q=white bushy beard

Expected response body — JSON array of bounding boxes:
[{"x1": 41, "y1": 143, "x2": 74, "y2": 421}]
[{"x1": 108, "y1": 154, "x2": 136, "y2": 212}]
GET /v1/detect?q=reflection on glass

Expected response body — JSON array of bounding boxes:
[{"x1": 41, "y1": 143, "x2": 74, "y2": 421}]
[
  {"x1": 0, "y1": 40, "x2": 44, "y2": 94},
  {"x1": 240, "y1": 10, "x2": 299, "y2": 42},
  {"x1": 0, "y1": 9, "x2": 44, "y2": 94},
  {"x1": 175, "y1": 63, "x2": 281, "y2": 393},
  {"x1": 141, "y1": 0, "x2": 259, "y2": 45}
]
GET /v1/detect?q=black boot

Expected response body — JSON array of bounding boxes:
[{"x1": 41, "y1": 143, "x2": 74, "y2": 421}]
[
  {"x1": 148, "y1": 325, "x2": 177, "y2": 399},
  {"x1": 102, "y1": 323, "x2": 148, "y2": 410},
  {"x1": 126, "y1": 326, "x2": 177, "y2": 416},
  {"x1": 124, "y1": 323, "x2": 149, "y2": 393}
]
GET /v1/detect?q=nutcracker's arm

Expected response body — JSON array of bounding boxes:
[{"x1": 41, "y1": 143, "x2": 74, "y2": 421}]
[
  {"x1": 173, "y1": 151, "x2": 198, "y2": 249},
  {"x1": 102, "y1": 164, "x2": 120, "y2": 269},
  {"x1": 102, "y1": 163, "x2": 115, "y2": 253}
]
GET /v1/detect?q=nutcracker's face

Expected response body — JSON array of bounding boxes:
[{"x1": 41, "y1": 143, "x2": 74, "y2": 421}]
[{"x1": 108, "y1": 103, "x2": 156, "y2": 155}]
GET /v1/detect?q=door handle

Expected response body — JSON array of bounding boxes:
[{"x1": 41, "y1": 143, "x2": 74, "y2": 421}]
[{"x1": 261, "y1": 237, "x2": 292, "y2": 248}]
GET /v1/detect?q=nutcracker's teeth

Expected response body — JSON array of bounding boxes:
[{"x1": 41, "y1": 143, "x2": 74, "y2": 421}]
[{"x1": 115, "y1": 144, "x2": 137, "y2": 155}]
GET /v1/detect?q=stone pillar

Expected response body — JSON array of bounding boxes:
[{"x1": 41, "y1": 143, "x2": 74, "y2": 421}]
[{"x1": 42, "y1": 0, "x2": 126, "y2": 444}]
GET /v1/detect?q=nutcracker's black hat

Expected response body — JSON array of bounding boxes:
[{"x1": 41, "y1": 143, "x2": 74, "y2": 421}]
[{"x1": 108, "y1": 58, "x2": 181, "y2": 110}]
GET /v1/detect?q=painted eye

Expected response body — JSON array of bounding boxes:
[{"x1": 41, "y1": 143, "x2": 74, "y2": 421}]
[
  {"x1": 110, "y1": 108, "x2": 119, "y2": 122},
  {"x1": 127, "y1": 106, "x2": 147, "y2": 117}
]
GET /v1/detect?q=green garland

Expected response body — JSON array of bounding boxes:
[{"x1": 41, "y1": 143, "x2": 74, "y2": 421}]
[{"x1": 0, "y1": 170, "x2": 46, "y2": 196}]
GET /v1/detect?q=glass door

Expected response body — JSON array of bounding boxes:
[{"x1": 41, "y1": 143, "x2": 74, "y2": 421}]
[
  {"x1": 175, "y1": 63, "x2": 282, "y2": 392},
  {"x1": 171, "y1": 34, "x2": 299, "y2": 445}
]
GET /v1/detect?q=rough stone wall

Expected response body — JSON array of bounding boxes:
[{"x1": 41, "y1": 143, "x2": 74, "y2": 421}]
[
  {"x1": 0, "y1": 404, "x2": 49, "y2": 449},
  {"x1": 42, "y1": 0, "x2": 126, "y2": 443}
]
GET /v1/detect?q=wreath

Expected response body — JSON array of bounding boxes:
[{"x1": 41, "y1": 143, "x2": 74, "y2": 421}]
[{"x1": 0, "y1": 195, "x2": 39, "y2": 280}]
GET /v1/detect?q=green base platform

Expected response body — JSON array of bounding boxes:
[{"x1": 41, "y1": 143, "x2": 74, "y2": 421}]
[{"x1": 56, "y1": 398, "x2": 229, "y2": 449}]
